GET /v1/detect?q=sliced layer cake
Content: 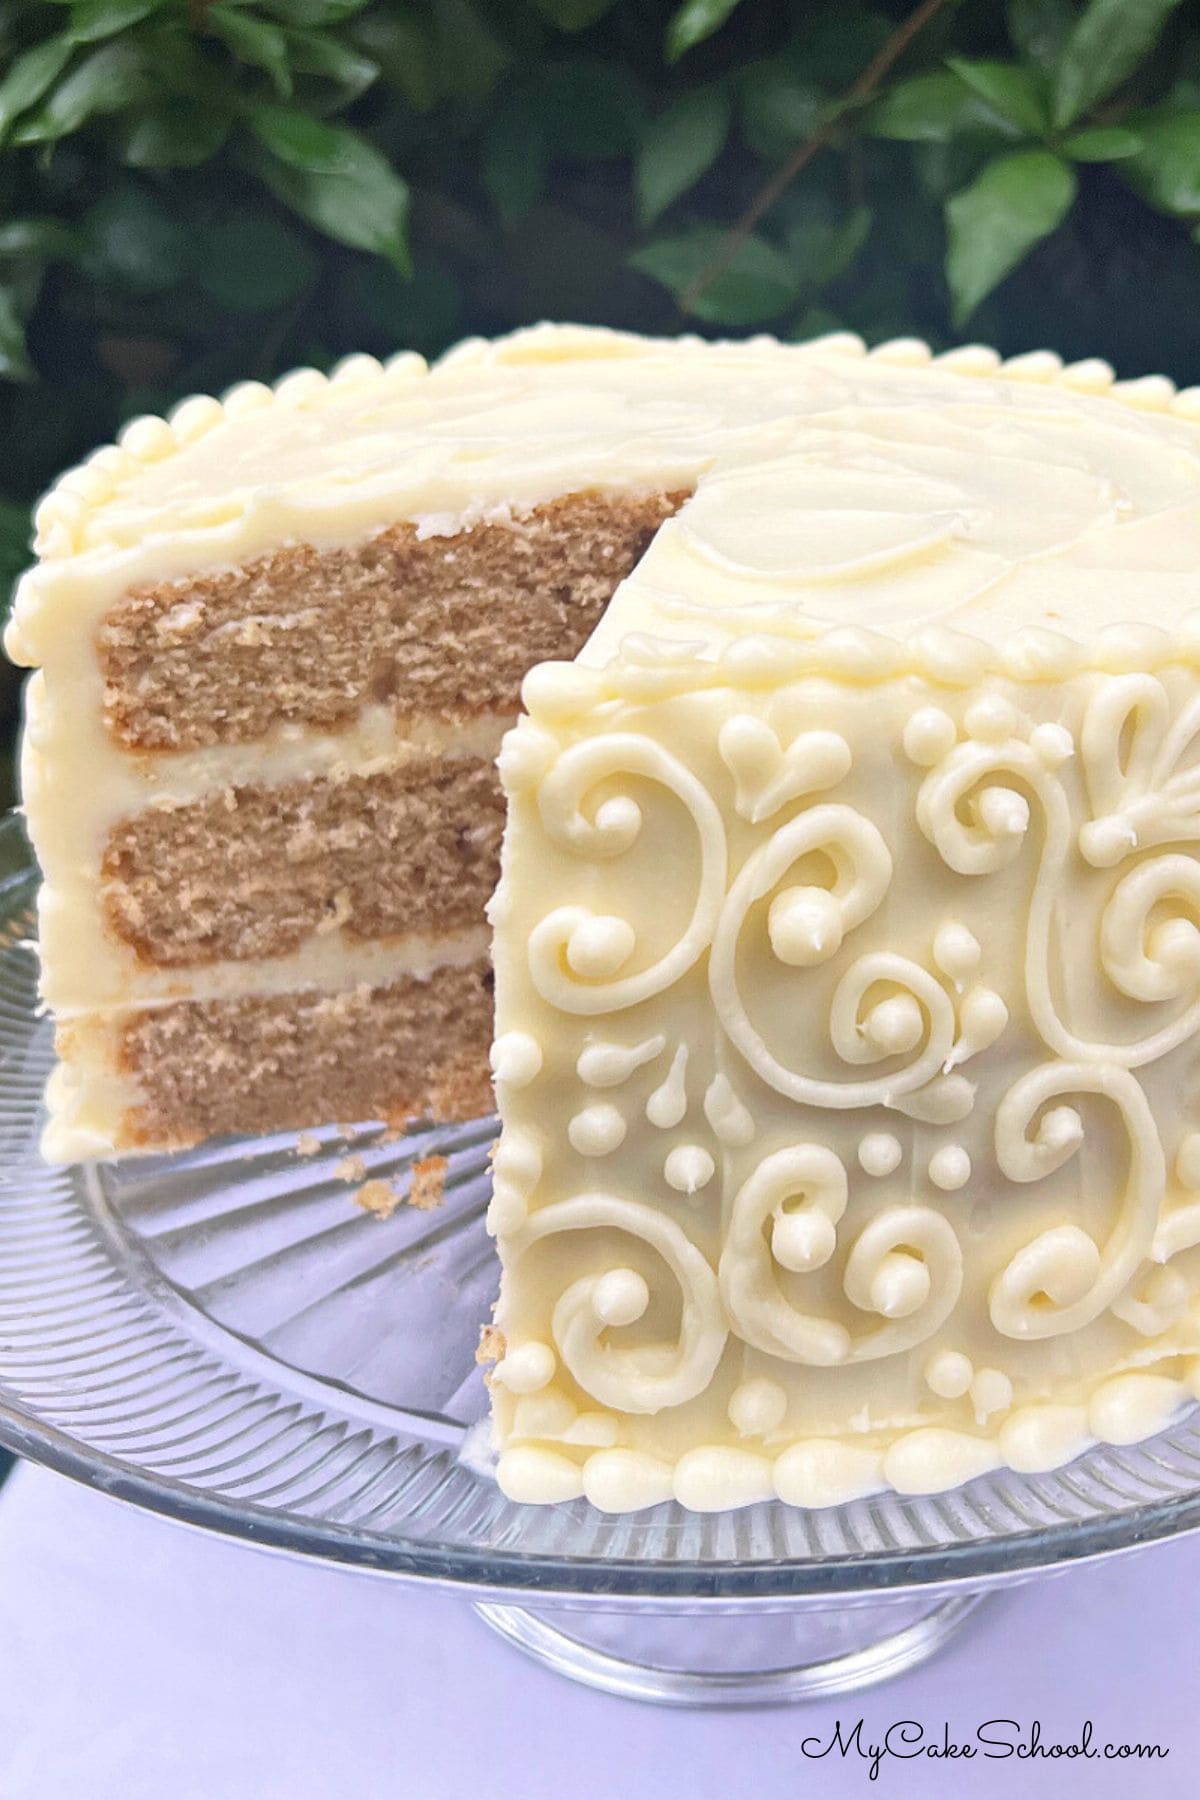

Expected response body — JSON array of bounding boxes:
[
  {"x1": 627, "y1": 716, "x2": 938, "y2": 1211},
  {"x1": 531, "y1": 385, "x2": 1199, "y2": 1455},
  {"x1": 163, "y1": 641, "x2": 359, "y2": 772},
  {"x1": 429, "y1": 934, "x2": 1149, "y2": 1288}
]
[{"x1": 13, "y1": 325, "x2": 1200, "y2": 1509}]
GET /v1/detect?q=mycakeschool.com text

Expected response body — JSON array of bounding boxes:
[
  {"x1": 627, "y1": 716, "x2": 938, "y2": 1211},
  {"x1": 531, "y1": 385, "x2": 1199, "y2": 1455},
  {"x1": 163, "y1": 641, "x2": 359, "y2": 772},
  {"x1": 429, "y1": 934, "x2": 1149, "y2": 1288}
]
[{"x1": 800, "y1": 1718, "x2": 1170, "y2": 1782}]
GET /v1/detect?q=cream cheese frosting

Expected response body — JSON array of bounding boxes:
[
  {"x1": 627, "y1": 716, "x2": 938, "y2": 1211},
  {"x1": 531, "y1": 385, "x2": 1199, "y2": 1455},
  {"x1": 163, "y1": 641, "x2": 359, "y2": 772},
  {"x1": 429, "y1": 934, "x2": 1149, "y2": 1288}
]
[{"x1": 12, "y1": 323, "x2": 1200, "y2": 1506}]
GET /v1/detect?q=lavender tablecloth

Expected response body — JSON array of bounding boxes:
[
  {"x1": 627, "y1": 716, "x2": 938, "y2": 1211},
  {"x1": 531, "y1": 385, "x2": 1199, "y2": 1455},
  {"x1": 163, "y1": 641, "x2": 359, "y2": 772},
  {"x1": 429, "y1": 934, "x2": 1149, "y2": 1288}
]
[{"x1": 0, "y1": 1460, "x2": 1193, "y2": 1798}]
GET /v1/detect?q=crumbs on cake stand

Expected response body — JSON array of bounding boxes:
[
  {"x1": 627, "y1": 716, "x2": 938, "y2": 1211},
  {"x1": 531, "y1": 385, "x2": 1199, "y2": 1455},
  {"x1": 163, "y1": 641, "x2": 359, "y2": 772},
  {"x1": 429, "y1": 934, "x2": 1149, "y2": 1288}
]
[{"x1": 350, "y1": 1155, "x2": 449, "y2": 1221}]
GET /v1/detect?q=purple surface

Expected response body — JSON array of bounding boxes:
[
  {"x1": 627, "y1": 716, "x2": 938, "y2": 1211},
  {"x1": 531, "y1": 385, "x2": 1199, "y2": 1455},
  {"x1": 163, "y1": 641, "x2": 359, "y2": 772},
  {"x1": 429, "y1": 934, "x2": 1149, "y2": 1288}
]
[{"x1": 0, "y1": 1461, "x2": 1192, "y2": 1799}]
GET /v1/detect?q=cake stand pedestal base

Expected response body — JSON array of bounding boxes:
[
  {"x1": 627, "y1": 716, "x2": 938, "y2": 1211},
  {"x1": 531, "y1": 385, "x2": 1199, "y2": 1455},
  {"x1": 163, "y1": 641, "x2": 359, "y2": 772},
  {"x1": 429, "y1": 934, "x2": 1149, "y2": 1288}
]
[{"x1": 473, "y1": 1591, "x2": 993, "y2": 1706}]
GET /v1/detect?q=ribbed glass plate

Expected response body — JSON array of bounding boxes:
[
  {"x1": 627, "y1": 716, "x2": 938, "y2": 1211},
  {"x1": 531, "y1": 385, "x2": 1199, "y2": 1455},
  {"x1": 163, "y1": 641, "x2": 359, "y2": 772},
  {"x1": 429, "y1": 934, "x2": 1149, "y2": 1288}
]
[{"x1": 4, "y1": 814, "x2": 1200, "y2": 1604}]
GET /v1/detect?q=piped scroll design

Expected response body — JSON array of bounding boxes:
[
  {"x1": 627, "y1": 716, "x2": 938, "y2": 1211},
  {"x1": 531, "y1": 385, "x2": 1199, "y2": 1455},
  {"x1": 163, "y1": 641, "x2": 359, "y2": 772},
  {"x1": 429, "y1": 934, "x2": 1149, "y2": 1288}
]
[
  {"x1": 709, "y1": 805, "x2": 957, "y2": 1107},
  {"x1": 718, "y1": 714, "x2": 851, "y2": 824},
  {"x1": 528, "y1": 734, "x2": 727, "y2": 1015},
  {"x1": 917, "y1": 686, "x2": 1200, "y2": 1067},
  {"x1": 507, "y1": 1194, "x2": 727, "y2": 1413},
  {"x1": 989, "y1": 1062, "x2": 1165, "y2": 1340},
  {"x1": 718, "y1": 1145, "x2": 963, "y2": 1365},
  {"x1": 1080, "y1": 674, "x2": 1200, "y2": 868}
]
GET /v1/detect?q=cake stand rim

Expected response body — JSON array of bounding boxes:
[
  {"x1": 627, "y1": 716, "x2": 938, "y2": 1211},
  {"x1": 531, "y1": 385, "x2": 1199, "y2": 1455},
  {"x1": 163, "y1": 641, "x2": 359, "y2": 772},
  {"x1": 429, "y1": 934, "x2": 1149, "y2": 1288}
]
[{"x1": 3, "y1": 1392, "x2": 1200, "y2": 1605}]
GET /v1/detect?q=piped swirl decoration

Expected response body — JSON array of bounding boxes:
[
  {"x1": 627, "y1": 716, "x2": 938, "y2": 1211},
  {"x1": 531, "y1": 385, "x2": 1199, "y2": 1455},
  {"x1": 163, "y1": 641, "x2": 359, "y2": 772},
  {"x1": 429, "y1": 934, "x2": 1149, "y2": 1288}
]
[
  {"x1": 989, "y1": 1063, "x2": 1165, "y2": 1340},
  {"x1": 917, "y1": 687, "x2": 1200, "y2": 1067},
  {"x1": 1080, "y1": 674, "x2": 1200, "y2": 868},
  {"x1": 528, "y1": 733, "x2": 727, "y2": 1015},
  {"x1": 709, "y1": 804, "x2": 958, "y2": 1106},
  {"x1": 507, "y1": 1194, "x2": 727, "y2": 1413},
  {"x1": 719, "y1": 1145, "x2": 962, "y2": 1364}
]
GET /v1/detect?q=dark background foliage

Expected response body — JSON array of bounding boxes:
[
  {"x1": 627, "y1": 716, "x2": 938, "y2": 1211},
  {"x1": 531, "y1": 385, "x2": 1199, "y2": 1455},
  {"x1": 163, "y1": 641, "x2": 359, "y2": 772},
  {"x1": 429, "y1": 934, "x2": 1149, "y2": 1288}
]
[{"x1": 4, "y1": 0, "x2": 1200, "y2": 676}]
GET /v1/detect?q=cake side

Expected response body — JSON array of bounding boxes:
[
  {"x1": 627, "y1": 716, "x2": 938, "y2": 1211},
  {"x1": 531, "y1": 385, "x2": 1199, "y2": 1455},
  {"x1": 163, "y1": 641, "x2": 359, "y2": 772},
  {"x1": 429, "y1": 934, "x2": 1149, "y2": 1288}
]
[{"x1": 489, "y1": 645, "x2": 1200, "y2": 1510}]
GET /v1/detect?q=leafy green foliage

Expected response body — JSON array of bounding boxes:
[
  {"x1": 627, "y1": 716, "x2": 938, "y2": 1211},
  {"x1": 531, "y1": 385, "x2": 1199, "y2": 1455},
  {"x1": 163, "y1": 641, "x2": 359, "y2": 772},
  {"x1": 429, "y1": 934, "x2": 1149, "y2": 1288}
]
[
  {"x1": 943, "y1": 59, "x2": 1049, "y2": 137},
  {"x1": 630, "y1": 225, "x2": 799, "y2": 323},
  {"x1": 248, "y1": 107, "x2": 411, "y2": 272},
  {"x1": 945, "y1": 149, "x2": 1077, "y2": 325},
  {"x1": 4, "y1": 0, "x2": 1200, "y2": 604},
  {"x1": 0, "y1": 35, "x2": 75, "y2": 140},
  {"x1": 636, "y1": 87, "x2": 730, "y2": 223},
  {"x1": 1125, "y1": 110, "x2": 1200, "y2": 215},
  {"x1": 666, "y1": 0, "x2": 746, "y2": 65},
  {"x1": 1051, "y1": 0, "x2": 1187, "y2": 130}
]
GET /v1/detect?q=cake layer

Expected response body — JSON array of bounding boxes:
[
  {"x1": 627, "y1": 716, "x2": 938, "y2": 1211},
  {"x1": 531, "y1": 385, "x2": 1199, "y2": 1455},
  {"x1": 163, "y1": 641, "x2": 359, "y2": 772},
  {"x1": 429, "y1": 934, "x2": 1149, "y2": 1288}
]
[
  {"x1": 101, "y1": 751, "x2": 505, "y2": 965},
  {"x1": 51, "y1": 956, "x2": 495, "y2": 1155},
  {"x1": 99, "y1": 491, "x2": 685, "y2": 750}
]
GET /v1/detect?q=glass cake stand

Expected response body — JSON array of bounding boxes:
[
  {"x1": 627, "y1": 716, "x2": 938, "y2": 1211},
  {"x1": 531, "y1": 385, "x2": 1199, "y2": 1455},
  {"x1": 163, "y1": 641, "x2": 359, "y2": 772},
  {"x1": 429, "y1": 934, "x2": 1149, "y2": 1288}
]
[{"x1": 3, "y1": 817, "x2": 1200, "y2": 1707}]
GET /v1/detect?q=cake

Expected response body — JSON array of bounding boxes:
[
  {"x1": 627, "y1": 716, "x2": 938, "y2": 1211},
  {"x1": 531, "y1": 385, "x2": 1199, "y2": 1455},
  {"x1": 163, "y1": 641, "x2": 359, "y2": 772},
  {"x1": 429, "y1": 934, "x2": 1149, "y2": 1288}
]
[{"x1": 12, "y1": 324, "x2": 1200, "y2": 1512}]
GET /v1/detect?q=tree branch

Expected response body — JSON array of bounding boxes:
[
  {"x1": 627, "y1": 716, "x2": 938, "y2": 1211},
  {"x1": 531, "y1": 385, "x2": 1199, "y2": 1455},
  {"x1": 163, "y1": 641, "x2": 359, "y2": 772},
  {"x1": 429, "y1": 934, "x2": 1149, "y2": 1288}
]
[{"x1": 680, "y1": 0, "x2": 956, "y2": 315}]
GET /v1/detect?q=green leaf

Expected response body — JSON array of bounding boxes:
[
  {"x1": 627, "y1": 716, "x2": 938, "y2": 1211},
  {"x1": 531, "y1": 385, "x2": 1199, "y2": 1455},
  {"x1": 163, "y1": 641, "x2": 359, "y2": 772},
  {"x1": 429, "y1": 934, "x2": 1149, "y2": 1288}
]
[
  {"x1": 483, "y1": 105, "x2": 547, "y2": 224},
  {"x1": 869, "y1": 71, "x2": 1013, "y2": 143},
  {"x1": 0, "y1": 36, "x2": 74, "y2": 141},
  {"x1": 530, "y1": 0, "x2": 619, "y2": 27},
  {"x1": 284, "y1": 29, "x2": 378, "y2": 101},
  {"x1": 1006, "y1": 0, "x2": 1074, "y2": 73},
  {"x1": 250, "y1": 104, "x2": 359, "y2": 172},
  {"x1": 1123, "y1": 110, "x2": 1200, "y2": 214},
  {"x1": 636, "y1": 87, "x2": 729, "y2": 225},
  {"x1": 348, "y1": 10, "x2": 437, "y2": 109},
  {"x1": 0, "y1": 218, "x2": 80, "y2": 260},
  {"x1": 789, "y1": 302, "x2": 845, "y2": 341},
  {"x1": 0, "y1": 289, "x2": 33, "y2": 382},
  {"x1": 9, "y1": 40, "x2": 152, "y2": 142},
  {"x1": 122, "y1": 103, "x2": 231, "y2": 168},
  {"x1": 787, "y1": 202, "x2": 873, "y2": 286},
  {"x1": 248, "y1": 123, "x2": 411, "y2": 273},
  {"x1": 82, "y1": 182, "x2": 191, "y2": 292},
  {"x1": 197, "y1": 211, "x2": 318, "y2": 312},
  {"x1": 737, "y1": 58, "x2": 824, "y2": 161},
  {"x1": 630, "y1": 227, "x2": 800, "y2": 325},
  {"x1": 945, "y1": 148, "x2": 1076, "y2": 323},
  {"x1": 526, "y1": 61, "x2": 647, "y2": 160},
  {"x1": 1062, "y1": 125, "x2": 1142, "y2": 161},
  {"x1": 1053, "y1": 0, "x2": 1186, "y2": 130},
  {"x1": 259, "y1": 0, "x2": 374, "y2": 21},
  {"x1": 945, "y1": 58, "x2": 1050, "y2": 137},
  {"x1": 666, "y1": 0, "x2": 745, "y2": 64},
  {"x1": 68, "y1": 0, "x2": 162, "y2": 44},
  {"x1": 430, "y1": 0, "x2": 509, "y2": 100},
  {"x1": 208, "y1": 5, "x2": 293, "y2": 98}
]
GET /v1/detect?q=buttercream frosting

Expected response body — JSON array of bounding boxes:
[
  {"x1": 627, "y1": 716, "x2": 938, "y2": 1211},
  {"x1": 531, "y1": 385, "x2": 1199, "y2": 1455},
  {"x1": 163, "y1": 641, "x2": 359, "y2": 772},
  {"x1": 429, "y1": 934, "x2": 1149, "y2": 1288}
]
[{"x1": 12, "y1": 323, "x2": 1200, "y2": 1506}]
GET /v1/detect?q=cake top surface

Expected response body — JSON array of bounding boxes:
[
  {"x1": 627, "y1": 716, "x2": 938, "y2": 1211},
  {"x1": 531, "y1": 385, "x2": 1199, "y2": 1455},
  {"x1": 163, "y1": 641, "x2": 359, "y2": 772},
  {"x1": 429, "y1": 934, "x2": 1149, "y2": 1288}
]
[{"x1": 12, "y1": 322, "x2": 1200, "y2": 671}]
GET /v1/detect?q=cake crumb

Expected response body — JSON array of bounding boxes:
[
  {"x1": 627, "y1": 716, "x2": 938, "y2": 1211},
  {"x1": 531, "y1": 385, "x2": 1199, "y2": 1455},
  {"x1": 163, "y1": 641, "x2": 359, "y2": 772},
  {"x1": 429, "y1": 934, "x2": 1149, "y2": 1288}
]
[
  {"x1": 476, "y1": 1324, "x2": 506, "y2": 1366},
  {"x1": 354, "y1": 1178, "x2": 401, "y2": 1221},
  {"x1": 336, "y1": 1153, "x2": 367, "y2": 1182},
  {"x1": 294, "y1": 1132, "x2": 321, "y2": 1157},
  {"x1": 408, "y1": 1154, "x2": 448, "y2": 1211}
]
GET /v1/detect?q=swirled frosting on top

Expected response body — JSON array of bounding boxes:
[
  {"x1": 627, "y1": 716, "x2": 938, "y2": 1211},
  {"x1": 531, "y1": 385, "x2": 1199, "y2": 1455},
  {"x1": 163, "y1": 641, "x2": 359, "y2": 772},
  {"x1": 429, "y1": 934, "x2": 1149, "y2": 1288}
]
[{"x1": 11, "y1": 323, "x2": 1200, "y2": 670}]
